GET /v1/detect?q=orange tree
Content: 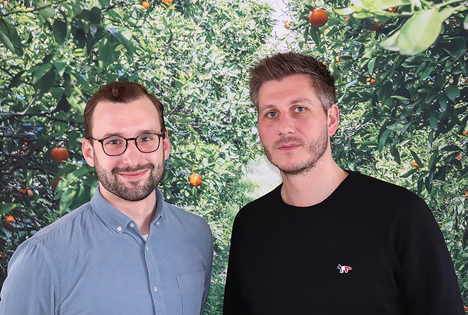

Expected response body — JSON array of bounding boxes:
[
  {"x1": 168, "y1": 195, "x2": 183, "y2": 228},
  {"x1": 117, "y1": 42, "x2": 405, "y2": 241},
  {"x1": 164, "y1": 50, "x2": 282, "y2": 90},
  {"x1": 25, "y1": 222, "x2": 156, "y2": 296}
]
[
  {"x1": 0, "y1": 0, "x2": 273, "y2": 312},
  {"x1": 282, "y1": 0, "x2": 468, "y2": 302}
]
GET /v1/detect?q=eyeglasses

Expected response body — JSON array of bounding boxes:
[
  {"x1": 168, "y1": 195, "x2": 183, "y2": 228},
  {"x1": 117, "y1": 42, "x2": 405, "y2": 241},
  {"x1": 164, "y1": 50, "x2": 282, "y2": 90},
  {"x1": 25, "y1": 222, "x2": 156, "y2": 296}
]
[{"x1": 88, "y1": 133, "x2": 164, "y2": 156}]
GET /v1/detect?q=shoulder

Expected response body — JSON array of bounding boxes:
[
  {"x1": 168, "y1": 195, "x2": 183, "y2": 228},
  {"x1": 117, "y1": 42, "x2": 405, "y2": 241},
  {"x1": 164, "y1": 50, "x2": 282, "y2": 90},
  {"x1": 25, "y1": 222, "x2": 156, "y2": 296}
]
[
  {"x1": 163, "y1": 201, "x2": 211, "y2": 234},
  {"x1": 233, "y1": 185, "x2": 282, "y2": 225},
  {"x1": 349, "y1": 171, "x2": 435, "y2": 230},
  {"x1": 350, "y1": 171, "x2": 427, "y2": 209},
  {"x1": 27, "y1": 202, "x2": 93, "y2": 244}
]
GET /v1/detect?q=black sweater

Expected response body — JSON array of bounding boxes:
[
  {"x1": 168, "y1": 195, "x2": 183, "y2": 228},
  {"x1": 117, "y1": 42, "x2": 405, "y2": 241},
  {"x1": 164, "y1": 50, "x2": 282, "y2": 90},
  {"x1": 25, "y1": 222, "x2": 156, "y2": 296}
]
[{"x1": 224, "y1": 171, "x2": 464, "y2": 314}]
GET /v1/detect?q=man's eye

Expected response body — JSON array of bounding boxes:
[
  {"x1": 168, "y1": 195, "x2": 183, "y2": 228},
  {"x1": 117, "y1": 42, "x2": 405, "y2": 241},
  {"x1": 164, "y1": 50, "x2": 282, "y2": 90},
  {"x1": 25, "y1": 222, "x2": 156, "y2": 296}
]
[
  {"x1": 105, "y1": 138, "x2": 123, "y2": 145},
  {"x1": 295, "y1": 106, "x2": 305, "y2": 112},
  {"x1": 139, "y1": 135, "x2": 154, "y2": 142},
  {"x1": 266, "y1": 112, "x2": 277, "y2": 118}
]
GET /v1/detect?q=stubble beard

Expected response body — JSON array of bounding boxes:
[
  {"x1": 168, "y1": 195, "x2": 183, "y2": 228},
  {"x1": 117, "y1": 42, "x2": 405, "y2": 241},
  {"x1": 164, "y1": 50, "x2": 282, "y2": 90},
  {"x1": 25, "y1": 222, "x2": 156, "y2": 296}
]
[
  {"x1": 264, "y1": 126, "x2": 329, "y2": 176},
  {"x1": 94, "y1": 152, "x2": 165, "y2": 202}
]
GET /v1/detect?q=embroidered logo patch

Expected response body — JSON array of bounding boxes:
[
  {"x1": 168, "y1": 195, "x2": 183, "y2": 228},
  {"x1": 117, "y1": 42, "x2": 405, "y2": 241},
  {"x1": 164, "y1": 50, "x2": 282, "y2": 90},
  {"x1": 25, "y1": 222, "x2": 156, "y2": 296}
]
[{"x1": 337, "y1": 264, "x2": 352, "y2": 273}]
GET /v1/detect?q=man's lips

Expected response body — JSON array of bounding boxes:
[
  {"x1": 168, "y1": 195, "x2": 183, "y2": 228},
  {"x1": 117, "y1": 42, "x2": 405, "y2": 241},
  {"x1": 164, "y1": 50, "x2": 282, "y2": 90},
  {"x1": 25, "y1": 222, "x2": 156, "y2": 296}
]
[
  {"x1": 118, "y1": 169, "x2": 148, "y2": 180},
  {"x1": 277, "y1": 143, "x2": 301, "y2": 150}
]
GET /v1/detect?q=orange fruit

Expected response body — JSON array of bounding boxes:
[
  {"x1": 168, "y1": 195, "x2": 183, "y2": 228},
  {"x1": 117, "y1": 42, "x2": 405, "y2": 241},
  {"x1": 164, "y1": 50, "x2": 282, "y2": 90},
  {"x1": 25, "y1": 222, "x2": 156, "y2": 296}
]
[
  {"x1": 50, "y1": 147, "x2": 69, "y2": 163},
  {"x1": 308, "y1": 8, "x2": 328, "y2": 28},
  {"x1": 189, "y1": 173, "x2": 202, "y2": 186},
  {"x1": 455, "y1": 153, "x2": 464, "y2": 161},
  {"x1": 388, "y1": 7, "x2": 397, "y2": 13},
  {"x1": 163, "y1": 0, "x2": 173, "y2": 4},
  {"x1": 370, "y1": 78, "x2": 376, "y2": 84},
  {"x1": 5, "y1": 215, "x2": 15, "y2": 223},
  {"x1": 464, "y1": 305, "x2": 467, "y2": 311},
  {"x1": 19, "y1": 189, "x2": 33, "y2": 197},
  {"x1": 412, "y1": 160, "x2": 420, "y2": 168},
  {"x1": 142, "y1": 1, "x2": 150, "y2": 9},
  {"x1": 285, "y1": 22, "x2": 290, "y2": 29},
  {"x1": 369, "y1": 23, "x2": 381, "y2": 31},
  {"x1": 335, "y1": 56, "x2": 340, "y2": 63}
]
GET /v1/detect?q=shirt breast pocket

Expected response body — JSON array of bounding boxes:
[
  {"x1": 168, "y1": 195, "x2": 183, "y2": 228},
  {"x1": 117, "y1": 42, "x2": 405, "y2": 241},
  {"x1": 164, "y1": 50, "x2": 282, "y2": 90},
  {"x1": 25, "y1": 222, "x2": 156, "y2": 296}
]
[{"x1": 176, "y1": 270, "x2": 206, "y2": 315}]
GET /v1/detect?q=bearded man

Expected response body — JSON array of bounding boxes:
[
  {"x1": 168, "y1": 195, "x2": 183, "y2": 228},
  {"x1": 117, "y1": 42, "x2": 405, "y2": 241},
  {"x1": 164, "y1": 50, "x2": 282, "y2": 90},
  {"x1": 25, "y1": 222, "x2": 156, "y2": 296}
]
[{"x1": 0, "y1": 82, "x2": 213, "y2": 315}]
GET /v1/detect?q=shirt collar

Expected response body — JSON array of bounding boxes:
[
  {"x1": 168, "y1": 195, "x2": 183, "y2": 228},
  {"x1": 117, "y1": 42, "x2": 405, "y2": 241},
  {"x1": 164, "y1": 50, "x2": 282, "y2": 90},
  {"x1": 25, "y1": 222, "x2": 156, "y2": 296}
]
[{"x1": 90, "y1": 186, "x2": 166, "y2": 234}]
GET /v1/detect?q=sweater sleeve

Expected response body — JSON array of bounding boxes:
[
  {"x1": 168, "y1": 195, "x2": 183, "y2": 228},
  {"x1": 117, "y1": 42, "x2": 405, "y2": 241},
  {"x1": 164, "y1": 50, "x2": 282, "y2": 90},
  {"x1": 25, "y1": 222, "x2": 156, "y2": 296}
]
[
  {"x1": 0, "y1": 240, "x2": 58, "y2": 315},
  {"x1": 223, "y1": 212, "x2": 250, "y2": 314},
  {"x1": 389, "y1": 196, "x2": 464, "y2": 314}
]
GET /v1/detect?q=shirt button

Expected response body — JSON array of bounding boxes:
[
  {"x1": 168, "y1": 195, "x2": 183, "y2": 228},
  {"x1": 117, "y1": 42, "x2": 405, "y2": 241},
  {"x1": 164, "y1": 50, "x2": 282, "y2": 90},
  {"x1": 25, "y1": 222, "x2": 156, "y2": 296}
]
[
  {"x1": 146, "y1": 246, "x2": 149, "y2": 251},
  {"x1": 130, "y1": 223, "x2": 135, "y2": 228},
  {"x1": 117, "y1": 226, "x2": 122, "y2": 232},
  {"x1": 156, "y1": 222, "x2": 160, "y2": 226},
  {"x1": 153, "y1": 287, "x2": 158, "y2": 292}
]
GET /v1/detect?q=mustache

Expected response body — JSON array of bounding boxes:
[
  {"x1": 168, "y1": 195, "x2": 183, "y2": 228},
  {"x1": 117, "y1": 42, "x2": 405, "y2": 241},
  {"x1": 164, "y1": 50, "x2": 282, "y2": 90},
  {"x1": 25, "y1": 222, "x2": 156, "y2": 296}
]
[
  {"x1": 111, "y1": 163, "x2": 155, "y2": 175},
  {"x1": 274, "y1": 136, "x2": 303, "y2": 147}
]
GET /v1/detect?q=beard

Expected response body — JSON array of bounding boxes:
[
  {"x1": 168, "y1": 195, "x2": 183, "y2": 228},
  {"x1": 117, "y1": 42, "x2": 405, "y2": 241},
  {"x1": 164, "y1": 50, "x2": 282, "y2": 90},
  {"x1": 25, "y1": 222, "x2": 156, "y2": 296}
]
[
  {"x1": 263, "y1": 125, "x2": 328, "y2": 176},
  {"x1": 94, "y1": 153, "x2": 165, "y2": 202}
]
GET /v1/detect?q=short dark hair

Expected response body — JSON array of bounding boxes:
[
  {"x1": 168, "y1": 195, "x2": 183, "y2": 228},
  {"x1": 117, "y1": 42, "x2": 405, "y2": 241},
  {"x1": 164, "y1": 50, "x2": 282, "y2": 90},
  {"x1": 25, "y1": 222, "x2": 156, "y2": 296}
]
[
  {"x1": 84, "y1": 82, "x2": 166, "y2": 138},
  {"x1": 249, "y1": 52, "x2": 336, "y2": 111}
]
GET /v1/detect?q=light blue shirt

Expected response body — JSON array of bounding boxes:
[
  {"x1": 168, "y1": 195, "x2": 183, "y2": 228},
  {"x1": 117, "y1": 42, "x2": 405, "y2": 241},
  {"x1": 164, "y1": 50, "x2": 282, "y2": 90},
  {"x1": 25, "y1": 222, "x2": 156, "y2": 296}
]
[{"x1": 0, "y1": 187, "x2": 213, "y2": 315}]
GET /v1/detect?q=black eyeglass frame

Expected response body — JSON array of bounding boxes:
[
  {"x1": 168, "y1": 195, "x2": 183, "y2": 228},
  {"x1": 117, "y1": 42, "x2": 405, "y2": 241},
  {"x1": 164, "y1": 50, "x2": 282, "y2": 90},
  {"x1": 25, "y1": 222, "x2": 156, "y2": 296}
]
[{"x1": 87, "y1": 133, "x2": 164, "y2": 156}]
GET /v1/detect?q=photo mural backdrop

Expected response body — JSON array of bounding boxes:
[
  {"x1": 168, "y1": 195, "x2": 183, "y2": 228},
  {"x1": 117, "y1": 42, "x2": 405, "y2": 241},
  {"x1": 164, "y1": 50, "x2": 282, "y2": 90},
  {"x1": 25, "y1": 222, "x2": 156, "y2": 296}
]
[{"x1": 1, "y1": 0, "x2": 467, "y2": 312}]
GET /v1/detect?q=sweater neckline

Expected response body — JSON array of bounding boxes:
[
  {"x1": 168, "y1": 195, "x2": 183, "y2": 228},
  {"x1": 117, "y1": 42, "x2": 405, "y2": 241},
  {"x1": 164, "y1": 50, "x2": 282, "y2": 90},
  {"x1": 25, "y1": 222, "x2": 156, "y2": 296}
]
[{"x1": 274, "y1": 170, "x2": 359, "y2": 211}]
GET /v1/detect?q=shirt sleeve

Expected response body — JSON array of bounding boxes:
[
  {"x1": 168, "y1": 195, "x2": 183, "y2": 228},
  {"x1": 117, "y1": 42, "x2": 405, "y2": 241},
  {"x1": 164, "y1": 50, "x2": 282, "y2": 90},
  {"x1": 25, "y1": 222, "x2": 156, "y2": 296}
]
[
  {"x1": 201, "y1": 228, "x2": 213, "y2": 315},
  {"x1": 0, "y1": 240, "x2": 58, "y2": 315},
  {"x1": 393, "y1": 197, "x2": 465, "y2": 314}
]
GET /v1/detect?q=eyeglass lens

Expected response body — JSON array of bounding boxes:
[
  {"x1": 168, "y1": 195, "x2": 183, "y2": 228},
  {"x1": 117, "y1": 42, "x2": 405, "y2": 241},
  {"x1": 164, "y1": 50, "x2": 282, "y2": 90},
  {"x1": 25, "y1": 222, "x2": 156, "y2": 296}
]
[{"x1": 102, "y1": 134, "x2": 161, "y2": 156}]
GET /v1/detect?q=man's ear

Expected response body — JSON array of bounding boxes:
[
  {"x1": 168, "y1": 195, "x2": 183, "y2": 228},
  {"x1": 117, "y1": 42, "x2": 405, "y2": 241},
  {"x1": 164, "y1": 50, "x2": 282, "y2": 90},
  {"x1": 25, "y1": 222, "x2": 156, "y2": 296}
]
[
  {"x1": 82, "y1": 138, "x2": 95, "y2": 167},
  {"x1": 162, "y1": 131, "x2": 170, "y2": 161},
  {"x1": 327, "y1": 104, "x2": 340, "y2": 137}
]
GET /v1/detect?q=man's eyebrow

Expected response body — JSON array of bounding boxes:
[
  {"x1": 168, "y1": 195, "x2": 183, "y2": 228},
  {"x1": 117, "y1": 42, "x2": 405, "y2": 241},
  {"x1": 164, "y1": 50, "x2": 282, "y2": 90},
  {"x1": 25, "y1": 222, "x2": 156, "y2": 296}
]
[
  {"x1": 289, "y1": 97, "x2": 312, "y2": 105},
  {"x1": 98, "y1": 129, "x2": 158, "y2": 138}
]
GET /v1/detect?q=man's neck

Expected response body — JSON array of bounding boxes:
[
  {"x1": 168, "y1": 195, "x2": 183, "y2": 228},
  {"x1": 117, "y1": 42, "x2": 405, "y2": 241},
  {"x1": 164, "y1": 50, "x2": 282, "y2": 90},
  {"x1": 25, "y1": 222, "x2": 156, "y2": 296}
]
[
  {"x1": 280, "y1": 159, "x2": 348, "y2": 207},
  {"x1": 100, "y1": 188, "x2": 157, "y2": 235}
]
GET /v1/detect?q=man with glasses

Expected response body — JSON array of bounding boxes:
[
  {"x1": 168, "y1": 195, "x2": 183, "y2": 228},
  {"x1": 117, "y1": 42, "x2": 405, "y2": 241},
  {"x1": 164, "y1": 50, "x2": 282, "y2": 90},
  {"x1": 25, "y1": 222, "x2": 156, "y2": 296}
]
[{"x1": 0, "y1": 82, "x2": 213, "y2": 315}]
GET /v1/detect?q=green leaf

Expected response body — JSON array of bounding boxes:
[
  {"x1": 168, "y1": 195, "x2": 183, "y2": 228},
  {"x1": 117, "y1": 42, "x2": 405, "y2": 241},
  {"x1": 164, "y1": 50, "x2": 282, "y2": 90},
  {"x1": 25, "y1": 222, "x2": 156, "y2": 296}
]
[
  {"x1": 445, "y1": 85, "x2": 459, "y2": 101},
  {"x1": 0, "y1": 18, "x2": 23, "y2": 55},
  {"x1": 8, "y1": 71, "x2": 25, "y2": 89},
  {"x1": 410, "y1": 150, "x2": 423, "y2": 167},
  {"x1": 56, "y1": 94, "x2": 71, "y2": 112},
  {"x1": 31, "y1": 63, "x2": 53, "y2": 85},
  {"x1": 90, "y1": 7, "x2": 101, "y2": 24},
  {"x1": 59, "y1": 189, "x2": 77, "y2": 214},
  {"x1": 53, "y1": 19, "x2": 68, "y2": 45},
  {"x1": 372, "y1": 0, "x2": 410, "y2": 10},
  {"x1": 108, "y1": 27, "x2": 133, "y2": 57},
  {"x1": 464, "y1": 13, "x2": 468, "y2": 29},
  {"x1": 53, "y1": 59, "x2": 67, "y2": 77},
  {"x1": 378, "y1": 128, "x2": 391, "y2": 151},
  {"x1": 386, "y1": 122, "x2": 410, "y2": 133},
  {"x1": 38, "y1": 5, "x2": 55, "y2": 19},
  {"x1": 438, "y1": 94, "x2": 447, "y2": 112},
  {"x1": 439, "y1": 6, "x2": 458, "y2": 22},
  {"x1": 390, "y1": 95, "x2": 409, "y2": 101},
  {"x1": 390, "y1": 146, "x2": 401, "y2": 164},
  {"x1": 0, "y1": 203, "x2": 17, "y2": 215},
  {"x1": 428, "y1": 114, "x2": 438, "y2": 130},
  {"x1": 400, "y1": 168, "x2": 417, "y2": 178},
  {"x1": 382, "y1": 9, "x2": 442, "y2": 55}
]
